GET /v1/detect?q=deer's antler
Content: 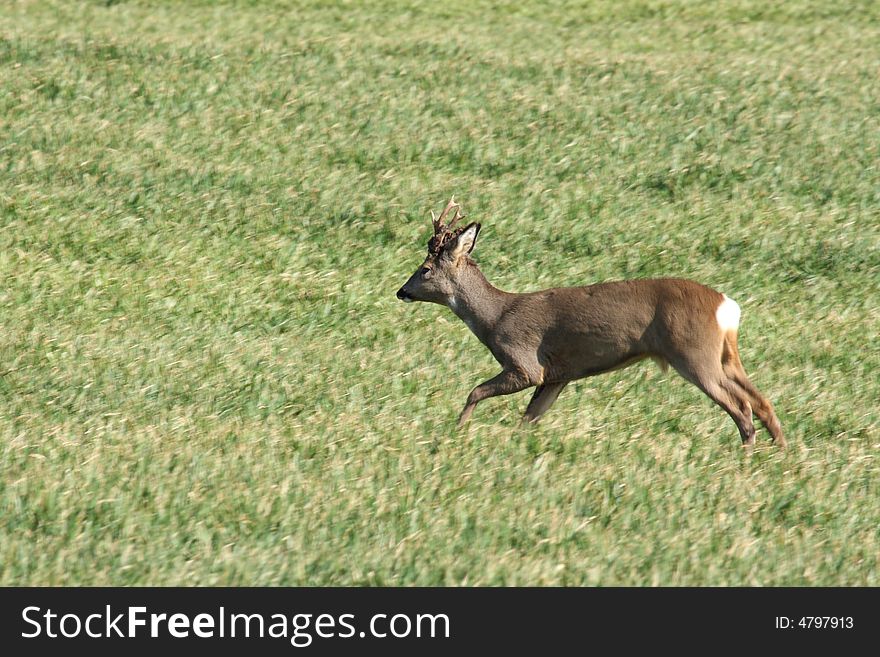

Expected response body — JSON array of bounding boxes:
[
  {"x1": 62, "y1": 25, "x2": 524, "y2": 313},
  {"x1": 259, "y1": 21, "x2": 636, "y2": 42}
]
[
  {"x1": 428, "y1": 196, "x2": 466, "y2": 255},
  {"x1": 432, "y1": 196, "x2": 462, "y2": 233}
]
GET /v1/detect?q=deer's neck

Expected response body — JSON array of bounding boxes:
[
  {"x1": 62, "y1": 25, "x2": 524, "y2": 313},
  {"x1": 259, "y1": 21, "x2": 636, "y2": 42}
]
[{"x1": 447, "y1": 262, "x2": 511, "y2": 342}]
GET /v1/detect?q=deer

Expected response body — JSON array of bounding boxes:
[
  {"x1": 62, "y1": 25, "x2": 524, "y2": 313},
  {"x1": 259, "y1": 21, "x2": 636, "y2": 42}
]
[{"x1": 396, "y1": 197, "x2": 786, "y2": 448}]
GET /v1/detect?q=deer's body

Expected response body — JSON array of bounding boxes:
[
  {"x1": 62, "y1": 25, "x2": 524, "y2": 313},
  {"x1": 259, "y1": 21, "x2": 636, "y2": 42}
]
[
  {"x1": 449, "y1": 268, "x2": 719, "y2": 382},
  {"x1": 398, "y1": 198, "x2": 785, "y2": 447}
]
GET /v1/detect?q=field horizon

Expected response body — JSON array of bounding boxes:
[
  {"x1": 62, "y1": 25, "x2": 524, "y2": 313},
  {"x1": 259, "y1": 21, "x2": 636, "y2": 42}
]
[{"x1": 1, "y1": 0, "x2": 878, "y2": 585}]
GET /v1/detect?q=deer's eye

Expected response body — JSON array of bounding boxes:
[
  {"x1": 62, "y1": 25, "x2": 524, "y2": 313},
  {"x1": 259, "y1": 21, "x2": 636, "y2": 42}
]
[{"x1": 421, "y1": 267, "x2": 433, "y2": 279}]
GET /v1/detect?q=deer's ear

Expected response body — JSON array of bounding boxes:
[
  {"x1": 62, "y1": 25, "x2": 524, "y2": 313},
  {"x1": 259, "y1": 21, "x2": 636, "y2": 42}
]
[{"x1": 447, "y1": 222, "x2": 481, "y2": 261}]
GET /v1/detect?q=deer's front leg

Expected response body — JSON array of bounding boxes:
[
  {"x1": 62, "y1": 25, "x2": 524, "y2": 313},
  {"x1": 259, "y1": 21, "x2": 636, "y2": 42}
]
[
  {"x1": 522, "y1": 381, "x2": 568, "y2": 424},
  {"x1": 457, "y1": 369, "x2": 533, "y2": 427}
]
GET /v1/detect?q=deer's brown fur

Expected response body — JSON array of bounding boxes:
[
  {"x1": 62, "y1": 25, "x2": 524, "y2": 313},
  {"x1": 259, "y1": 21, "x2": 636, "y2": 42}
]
[{"x1": 397, "y1": 198, "x2": 785, "y2": 448}]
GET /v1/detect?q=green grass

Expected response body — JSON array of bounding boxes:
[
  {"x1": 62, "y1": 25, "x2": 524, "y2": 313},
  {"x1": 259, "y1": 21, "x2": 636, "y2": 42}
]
[{"x1": 1, "y1": 0, "x2": 878, "y2": 585}]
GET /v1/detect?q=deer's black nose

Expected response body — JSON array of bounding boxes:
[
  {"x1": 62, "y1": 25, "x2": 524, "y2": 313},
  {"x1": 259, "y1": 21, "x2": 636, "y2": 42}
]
[{"x1": 397, "y1": 287, "x2": 413, "y2": 302}]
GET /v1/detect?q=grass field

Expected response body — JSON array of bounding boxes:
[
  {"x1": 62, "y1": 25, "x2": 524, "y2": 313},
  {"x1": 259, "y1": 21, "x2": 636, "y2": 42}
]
[{"x1": 1, "y1": 0, "x2": 878, "y2": 585}]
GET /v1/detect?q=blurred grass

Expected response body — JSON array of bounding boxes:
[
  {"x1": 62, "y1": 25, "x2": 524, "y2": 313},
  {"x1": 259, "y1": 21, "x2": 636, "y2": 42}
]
[{"x1": 0, "y1": 0, "x2": 878, "y2": 585}]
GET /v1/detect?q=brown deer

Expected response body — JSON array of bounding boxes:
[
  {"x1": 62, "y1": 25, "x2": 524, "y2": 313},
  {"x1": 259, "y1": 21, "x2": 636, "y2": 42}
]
[{"x1": 396, "y1": 197, "x2": 785, "y2": 448}]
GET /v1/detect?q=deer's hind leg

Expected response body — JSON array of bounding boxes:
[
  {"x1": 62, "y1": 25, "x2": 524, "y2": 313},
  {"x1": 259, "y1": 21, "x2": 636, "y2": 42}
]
[
  {"x1": 669, "y1": 355, "x2": 757, "y2": 446},
  {"x1": 721, "y1": 332, "x2": 786, "y2": 447}
]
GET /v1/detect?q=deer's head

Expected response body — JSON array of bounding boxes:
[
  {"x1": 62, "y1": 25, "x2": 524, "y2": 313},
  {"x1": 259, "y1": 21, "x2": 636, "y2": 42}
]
[{"x1": 396, "y1": 197, "x2": 481, "y2": 306}]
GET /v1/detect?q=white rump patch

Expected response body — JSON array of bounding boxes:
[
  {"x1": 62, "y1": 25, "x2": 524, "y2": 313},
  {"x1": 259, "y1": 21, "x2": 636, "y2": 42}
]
[{"x1": 716, "y1": 294, "x2": 741, "y2": 332}]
